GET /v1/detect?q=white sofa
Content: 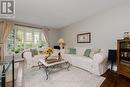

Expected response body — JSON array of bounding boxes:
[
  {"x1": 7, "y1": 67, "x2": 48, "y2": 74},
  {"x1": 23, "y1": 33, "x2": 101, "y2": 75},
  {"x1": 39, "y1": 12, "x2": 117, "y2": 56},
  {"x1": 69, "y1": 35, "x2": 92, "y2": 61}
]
[
  {"x1": 22, "y1": 48, "x2": 108, "y2": 75},
  {"x1": 61, "y1": 47, "x2": 108, "y2": 75}
]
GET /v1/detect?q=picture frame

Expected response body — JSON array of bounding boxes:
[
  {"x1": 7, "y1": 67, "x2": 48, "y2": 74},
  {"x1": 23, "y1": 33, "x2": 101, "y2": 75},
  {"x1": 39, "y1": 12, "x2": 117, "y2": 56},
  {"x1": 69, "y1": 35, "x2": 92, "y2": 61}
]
[{"x1": 77, "y1": 33, "x2": 91, "y2": 43}]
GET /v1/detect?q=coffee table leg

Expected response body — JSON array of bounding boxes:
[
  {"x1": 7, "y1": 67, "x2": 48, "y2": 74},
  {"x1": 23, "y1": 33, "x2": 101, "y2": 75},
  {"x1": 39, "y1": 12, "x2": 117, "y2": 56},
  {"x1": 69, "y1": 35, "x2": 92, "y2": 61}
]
[
  {"x1": 38, "y1": 61, "x2": 42, "y2": 69},
  {"x1": 45, "y1": 67, "x2": 49, "y2": 80},
  {"x1": 67, "y1": 62, "x2": 70, "y2": 71}
]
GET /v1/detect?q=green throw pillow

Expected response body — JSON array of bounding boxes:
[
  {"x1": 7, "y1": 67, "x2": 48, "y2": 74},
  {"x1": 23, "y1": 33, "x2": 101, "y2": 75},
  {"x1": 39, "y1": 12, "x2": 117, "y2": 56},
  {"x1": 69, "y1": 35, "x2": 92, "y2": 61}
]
[
  {"x1": 84, "y1": 49, "x2": 91, "y2": 57},
  {"x1": 30, "y1": 49, "x2": 38, "y2": 56},
  {"x1": 69, "y1": 48, "x2": 76, "y2": 54}
]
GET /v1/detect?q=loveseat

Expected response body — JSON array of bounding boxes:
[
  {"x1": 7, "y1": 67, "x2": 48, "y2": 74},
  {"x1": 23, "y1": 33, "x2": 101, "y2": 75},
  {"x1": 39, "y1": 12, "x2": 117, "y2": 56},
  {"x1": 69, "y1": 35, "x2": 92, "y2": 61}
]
[
  {"x1": 22, "y1": 48, "x2": 60, "y2": 68},
  {"x1": 60, "y1": 47, "x2": 108, "y2": 75}
]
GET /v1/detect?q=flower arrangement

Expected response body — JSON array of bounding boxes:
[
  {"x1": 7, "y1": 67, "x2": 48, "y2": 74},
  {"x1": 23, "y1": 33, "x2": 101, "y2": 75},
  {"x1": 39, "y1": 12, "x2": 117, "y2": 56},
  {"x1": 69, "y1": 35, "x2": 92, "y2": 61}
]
[{"x1": 43, "y1": 47, "x2": 53, "y2": 59}]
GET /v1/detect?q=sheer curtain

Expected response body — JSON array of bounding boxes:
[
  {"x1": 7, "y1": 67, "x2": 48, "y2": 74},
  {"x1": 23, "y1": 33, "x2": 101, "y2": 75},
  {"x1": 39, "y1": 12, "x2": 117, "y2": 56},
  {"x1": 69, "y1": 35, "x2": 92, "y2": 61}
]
[
  {"x1": 0, "y1": 20, "x2": 14, "y2": 61},
  {"x1": 42, "y1": 28, "x2": 50, "y2": 47}
]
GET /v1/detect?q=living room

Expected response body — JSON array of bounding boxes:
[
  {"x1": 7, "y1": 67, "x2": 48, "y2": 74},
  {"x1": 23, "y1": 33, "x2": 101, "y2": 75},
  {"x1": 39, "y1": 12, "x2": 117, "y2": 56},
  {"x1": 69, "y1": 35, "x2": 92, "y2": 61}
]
[{"x1": 0, "y1": 0, "x2": 130, "y2": 87}]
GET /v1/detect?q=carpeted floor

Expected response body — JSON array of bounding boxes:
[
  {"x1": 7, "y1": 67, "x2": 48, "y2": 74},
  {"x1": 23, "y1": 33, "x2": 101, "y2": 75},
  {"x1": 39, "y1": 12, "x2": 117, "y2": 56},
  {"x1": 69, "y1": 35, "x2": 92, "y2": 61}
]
[{"x1": 23, "y1": 66, "x2": 105, "y2": 87}]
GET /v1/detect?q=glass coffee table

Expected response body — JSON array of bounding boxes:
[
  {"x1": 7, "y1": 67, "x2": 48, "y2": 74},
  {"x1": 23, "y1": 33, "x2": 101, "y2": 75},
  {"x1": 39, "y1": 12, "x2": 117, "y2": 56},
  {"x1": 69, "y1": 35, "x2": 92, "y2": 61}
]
[{"x1": 38, "y1": 58, "x2": 70, "y2": 80}]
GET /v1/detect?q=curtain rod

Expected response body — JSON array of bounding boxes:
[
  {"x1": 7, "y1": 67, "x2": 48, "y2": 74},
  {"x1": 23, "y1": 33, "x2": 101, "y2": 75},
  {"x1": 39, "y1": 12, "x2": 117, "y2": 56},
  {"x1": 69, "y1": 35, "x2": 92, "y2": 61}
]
[
  {"x1": 15, "y1": 23, "x2": 43, "y2": 29},
  {"x1": 0, "y1": 19, "x2": 49, "y2": 30}
]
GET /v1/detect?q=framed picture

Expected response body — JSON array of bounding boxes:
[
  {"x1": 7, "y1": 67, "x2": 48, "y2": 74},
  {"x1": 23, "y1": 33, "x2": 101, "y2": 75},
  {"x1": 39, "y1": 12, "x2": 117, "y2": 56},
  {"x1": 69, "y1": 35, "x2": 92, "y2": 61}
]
[{"x1": 77, "y1": 33, "x2": 91, "y2": 43}]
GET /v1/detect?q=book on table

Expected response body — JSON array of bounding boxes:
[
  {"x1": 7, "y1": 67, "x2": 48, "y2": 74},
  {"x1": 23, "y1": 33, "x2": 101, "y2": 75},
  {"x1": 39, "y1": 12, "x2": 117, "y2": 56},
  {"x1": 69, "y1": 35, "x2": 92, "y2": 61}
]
[{"x1": 45, "y1": 56, "x2": 63, "y2": 64}]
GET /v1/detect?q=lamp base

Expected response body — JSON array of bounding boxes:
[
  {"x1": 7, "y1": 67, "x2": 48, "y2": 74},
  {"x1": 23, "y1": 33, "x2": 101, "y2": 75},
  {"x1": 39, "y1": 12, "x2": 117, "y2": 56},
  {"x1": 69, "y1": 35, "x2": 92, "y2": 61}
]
[{"x1": 59, "y1": 43, "x2": 64, "y2": 49}]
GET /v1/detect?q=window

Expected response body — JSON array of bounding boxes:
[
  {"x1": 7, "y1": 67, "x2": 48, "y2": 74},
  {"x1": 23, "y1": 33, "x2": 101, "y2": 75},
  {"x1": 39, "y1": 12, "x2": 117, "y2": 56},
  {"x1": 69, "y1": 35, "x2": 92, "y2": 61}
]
[{"x1": 7, "y1": 25, "x2": 48, "y2": 53}]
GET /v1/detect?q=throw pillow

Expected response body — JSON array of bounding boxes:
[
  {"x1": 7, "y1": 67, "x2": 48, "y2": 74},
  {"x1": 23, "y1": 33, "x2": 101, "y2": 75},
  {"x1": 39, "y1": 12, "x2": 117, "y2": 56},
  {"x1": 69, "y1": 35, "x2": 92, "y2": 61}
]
[
  {"x1": 84, "y1": 49, "x2": 91, "y2": 57},
  {"x1": 69, "y1": 48, "x2": 76, "y2": 54},
  {"x1": 92, "y1": 48, "x2": 101, "y2": 53},
  {"x1": 89, "y1": 52, "x2": 95, "y2": 58},
  {"x1": 89, "y1": 48, "x2": 101, "y2": 58},
  {"x1": 64, "y1": 48, "x2": 70, "y2": 54},
  {"x1": 30, "y1": 49, "x2": 38, "y2": 57}
]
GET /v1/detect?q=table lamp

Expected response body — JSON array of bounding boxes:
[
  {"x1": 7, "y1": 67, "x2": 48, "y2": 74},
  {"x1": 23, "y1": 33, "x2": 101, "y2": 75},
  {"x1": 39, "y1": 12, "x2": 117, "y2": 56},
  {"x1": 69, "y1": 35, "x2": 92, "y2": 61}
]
[{"x1": 58, "y1": 38, "x2": 65, "y2": 49}]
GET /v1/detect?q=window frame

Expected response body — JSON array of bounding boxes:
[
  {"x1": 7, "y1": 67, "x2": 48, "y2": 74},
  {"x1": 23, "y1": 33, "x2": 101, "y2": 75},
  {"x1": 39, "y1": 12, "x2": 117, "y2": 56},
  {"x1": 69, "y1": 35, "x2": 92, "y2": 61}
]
[{"x1": 7, "y1": 25, "x2": 47, "y2": 54}]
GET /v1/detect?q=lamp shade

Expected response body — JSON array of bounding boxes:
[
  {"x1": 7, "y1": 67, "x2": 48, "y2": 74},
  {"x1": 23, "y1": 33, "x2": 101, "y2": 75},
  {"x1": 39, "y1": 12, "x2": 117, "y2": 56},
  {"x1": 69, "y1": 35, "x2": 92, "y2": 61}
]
[{"x1": 58, "y1": 38, "x2": 65, "y2": 43}]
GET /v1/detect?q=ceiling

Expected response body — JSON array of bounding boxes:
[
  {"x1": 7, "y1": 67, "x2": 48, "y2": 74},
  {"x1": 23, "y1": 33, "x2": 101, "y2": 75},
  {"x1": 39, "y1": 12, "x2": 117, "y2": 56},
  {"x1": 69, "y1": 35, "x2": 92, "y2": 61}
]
[{"x1": 14, "y1": 0, "x2": 129, "y2": 29}]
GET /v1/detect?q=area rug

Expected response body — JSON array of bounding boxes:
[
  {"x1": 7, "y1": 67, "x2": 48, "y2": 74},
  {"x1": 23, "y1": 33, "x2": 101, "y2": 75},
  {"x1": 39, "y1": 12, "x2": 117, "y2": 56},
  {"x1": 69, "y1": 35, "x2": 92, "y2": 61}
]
[{"x1": 23, "y1": 66, "x2": 105, "y2": 87}]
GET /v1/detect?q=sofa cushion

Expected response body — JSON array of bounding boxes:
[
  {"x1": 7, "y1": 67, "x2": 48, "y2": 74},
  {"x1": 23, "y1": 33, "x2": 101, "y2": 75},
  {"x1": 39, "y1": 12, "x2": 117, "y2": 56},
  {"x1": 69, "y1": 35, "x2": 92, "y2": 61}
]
[
  {"x1": 74, "y1": 47, "x2": 87, "y2": 56},
  {"x1": 79, "y1": 56, "x2": 93, "y2": 63},
  {"x1": 67, "y1": 54, "x2": 93, "y2": 70},
  {"x1": 89, "y1": 48, "x2": 101, "y2": 58},
  {"x1": 67, "y1": 54, "x2": 93, "y2": 63},
  {"x1": 84, "y1": 49, "x2": 91, "y2": 57},
  {"x1": 69, "y1": 48, "x2": 76, "y2": 54}
]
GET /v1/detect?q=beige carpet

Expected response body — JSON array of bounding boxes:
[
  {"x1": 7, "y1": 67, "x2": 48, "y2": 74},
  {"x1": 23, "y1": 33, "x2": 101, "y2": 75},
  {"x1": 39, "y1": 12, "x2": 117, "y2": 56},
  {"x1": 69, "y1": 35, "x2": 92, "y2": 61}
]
[{"x1": 23, "y1": 66, "x2": 105, "y2": 87}]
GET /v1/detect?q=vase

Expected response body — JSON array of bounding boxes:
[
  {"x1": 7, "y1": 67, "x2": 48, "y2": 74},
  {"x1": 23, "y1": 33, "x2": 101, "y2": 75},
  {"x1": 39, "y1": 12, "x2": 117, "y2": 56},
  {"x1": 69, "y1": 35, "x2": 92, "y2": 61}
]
[{"x1": 124, "y1": 32, "x2": 129, "y2": 40}]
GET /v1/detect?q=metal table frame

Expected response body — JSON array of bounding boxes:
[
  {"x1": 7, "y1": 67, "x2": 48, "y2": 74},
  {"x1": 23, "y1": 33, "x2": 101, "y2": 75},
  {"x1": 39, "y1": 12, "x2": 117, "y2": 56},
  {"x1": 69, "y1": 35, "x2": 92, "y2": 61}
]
[{"x1": 38, "y1": 59, "x2": 70, "y2": 80}]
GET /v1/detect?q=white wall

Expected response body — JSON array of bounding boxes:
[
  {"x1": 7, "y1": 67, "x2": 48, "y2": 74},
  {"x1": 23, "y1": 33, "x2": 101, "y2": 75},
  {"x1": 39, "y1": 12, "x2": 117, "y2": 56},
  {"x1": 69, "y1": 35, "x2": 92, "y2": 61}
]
[
  {"x1": 48, "y1": 29, "x2": 60, "y2": 47},
  {"x1": 59, "y1": 2, "x2": 130, "y2": 52}
]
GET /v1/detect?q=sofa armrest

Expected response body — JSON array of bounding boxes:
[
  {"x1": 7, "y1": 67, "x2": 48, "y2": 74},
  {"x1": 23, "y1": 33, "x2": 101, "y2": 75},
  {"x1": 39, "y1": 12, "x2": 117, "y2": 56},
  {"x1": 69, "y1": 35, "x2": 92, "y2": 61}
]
[
  {"x1": 93, "y1": 53, "x2": 107, "y2": 64},
  {"x1": 22, "y1": 51, "x2": 32, "y2": 59}
]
